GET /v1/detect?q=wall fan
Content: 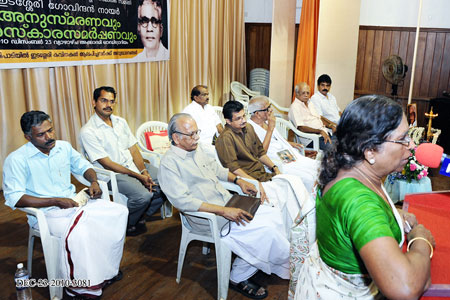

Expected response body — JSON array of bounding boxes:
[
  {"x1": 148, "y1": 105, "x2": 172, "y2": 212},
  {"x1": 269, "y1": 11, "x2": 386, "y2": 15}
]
[{"x1": 382, "y1": 55, "x2": 408, "y2": 97}]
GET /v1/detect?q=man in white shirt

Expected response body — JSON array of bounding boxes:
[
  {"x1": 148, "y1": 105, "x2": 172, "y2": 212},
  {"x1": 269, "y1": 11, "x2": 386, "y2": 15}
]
[
  {"x1": 310, "y1": 74, "x2": 341, "y2": 125},
  {"x1": 80, "y1": 86, "x2": 162, "y2": 236},
  {"x1": 288, "y1": 82, "x2": 335, "y2": 150},
  {"x1": 136, "y1": 0, "x2": 169, "y2": 60},
  {"x1": 3, "y1": 111, "x2": 127, "y2": 299},
  {"x1": 158, "y1": 113, "x2": 290, "y2": 298},
  {"x1": 248, "y1": 96, "x2": 319, "y2": 192},
  {"x1": 182, "y1": 85, "x2": 224, "y2": 157}
]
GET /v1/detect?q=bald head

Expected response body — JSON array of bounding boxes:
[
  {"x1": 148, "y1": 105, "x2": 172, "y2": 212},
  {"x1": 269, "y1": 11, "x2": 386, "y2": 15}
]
[{"x1": 294, "y1": 82, "x2": 311, "y2": 103}]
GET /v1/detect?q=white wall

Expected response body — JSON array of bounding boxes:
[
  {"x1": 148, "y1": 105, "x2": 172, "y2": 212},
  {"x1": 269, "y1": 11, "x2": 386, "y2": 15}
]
[
  {"x1": 244, "y1": 0, "x2": 302, "y2": 23},
  {"x1": 315, "y1": 0, "x2": 361, "y2": 109},
  {"x1": 360, "y1": 0, "x2": 450, "y2": 28}
]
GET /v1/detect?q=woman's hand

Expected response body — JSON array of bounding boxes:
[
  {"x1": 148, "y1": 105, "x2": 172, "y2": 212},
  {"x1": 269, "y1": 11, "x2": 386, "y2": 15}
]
[
  {"x1": 397, "y1": 208, "x2": 418, "y2": 233},
  {"x1": 407, "y1": 224, "x2": 435, "y2": 248}
]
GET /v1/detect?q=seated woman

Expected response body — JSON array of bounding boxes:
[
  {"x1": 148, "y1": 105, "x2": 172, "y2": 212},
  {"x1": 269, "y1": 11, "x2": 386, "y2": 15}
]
[{"x1": 293, "y1": 95, "x2": 435, "y2": 300}]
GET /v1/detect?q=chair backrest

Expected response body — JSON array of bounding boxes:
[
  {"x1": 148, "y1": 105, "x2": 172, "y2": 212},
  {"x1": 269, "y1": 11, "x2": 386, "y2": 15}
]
[
  {"x1": 268, "y1": 97, "x2": 289, "y2": 114},
  {"x1": 230, "y1": 81, "x2": 260, "y2": 102},
  {"x1": 212, "y1": 106, "x2": 225, "y2": 125},
  {"x1": 275, "y1": 117, "x2": 291, "y2": 140},
  {"x1": 136, "y1": 121, "x2": 168, "y2": 152}
]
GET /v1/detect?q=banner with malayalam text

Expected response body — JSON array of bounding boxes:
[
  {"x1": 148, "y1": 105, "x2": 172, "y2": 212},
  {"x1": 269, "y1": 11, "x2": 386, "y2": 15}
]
[{"x1": 0, "y1": 0, "x2": 170, "y2": 69}]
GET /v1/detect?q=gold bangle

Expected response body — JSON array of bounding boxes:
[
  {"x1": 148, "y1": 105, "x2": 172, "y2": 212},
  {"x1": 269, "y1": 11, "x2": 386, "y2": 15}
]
[{"x1": 407, "y1": 237, "x2": 434, "y2": 259}]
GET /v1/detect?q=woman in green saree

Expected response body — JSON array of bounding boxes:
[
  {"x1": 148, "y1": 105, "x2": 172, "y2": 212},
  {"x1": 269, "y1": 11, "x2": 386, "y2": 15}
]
[{"x1": 293, "y1": 95, "x2": 435, "y2": 300}]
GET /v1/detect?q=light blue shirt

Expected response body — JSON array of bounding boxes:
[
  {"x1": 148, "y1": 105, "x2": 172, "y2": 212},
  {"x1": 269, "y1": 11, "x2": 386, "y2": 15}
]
[{"x1": 2, "y1": 141, "x2": 92, "y2": 227}]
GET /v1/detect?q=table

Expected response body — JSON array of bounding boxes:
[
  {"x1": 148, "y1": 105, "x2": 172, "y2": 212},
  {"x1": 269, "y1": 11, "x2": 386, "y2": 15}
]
[
  {"x1": 384, "y1": 176, "x2": 432, "y2": 204},
  {"x1": 403, "y1": 192, "x2": 450, "y2": 299}
]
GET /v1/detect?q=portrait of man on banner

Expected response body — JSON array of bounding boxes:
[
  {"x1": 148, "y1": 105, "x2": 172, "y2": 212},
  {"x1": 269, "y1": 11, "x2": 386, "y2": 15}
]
[{"x1": 135, "y1": 0, "x2": 170, "y2": 61}]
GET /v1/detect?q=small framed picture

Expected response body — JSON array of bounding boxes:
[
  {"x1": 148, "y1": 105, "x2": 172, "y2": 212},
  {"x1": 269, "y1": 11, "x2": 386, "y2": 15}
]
[{"x1": 407, "y1": 103, "x2": 417, "y2": 127}]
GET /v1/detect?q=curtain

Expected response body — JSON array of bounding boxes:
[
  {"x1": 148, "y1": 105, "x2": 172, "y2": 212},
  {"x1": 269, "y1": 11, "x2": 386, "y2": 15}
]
[
  {"x1": 0, "y1": 0, "x2": 246, "y2": 185},
  {"x1": 293, "y1": 0, "x2": 320, "y2": 97}
]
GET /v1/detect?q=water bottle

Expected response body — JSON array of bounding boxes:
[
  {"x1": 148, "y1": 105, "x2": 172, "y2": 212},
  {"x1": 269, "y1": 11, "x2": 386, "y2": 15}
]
[{"x1": 15, "y1": 263, "x2": 32, "y2": 300}]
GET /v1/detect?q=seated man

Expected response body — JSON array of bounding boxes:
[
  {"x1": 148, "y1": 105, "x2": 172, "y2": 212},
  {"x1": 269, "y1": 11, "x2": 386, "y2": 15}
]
[
  {"x1": 288, "y1": 82, "x2": 335, "y2": 150},
  {"x1": 215, "y1": 101, "x2": 310, "y2": 235},
  {"x1": 2, "y1": 111, "x2": 128, "y2": 299},
  {"x1": 158, "y1": 113, "x2": 290, "y2": 299},
  {"x1": 182, "y1": 85, "x2": 223, "y2": 157},
  {"x1": 310, "y1": 74, "x2": 341, "y2": 125},
  {"x1": 79, "y1": 86, "x2": 163, "y2": 236},
  {"x1": 248, "y1": 96, "x2": 319, "y2": 192}
]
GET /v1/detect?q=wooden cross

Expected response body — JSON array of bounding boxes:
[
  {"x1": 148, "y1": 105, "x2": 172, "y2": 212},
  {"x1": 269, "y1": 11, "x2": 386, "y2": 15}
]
[{"x1": 425, "y1": 106, "x2": 438, "y2": 142}]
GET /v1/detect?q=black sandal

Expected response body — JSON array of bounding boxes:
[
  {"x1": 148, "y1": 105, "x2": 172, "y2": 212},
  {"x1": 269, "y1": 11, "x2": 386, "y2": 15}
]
[{"x1": 230, "y1": 279, "x2": 268, "y2": 299}]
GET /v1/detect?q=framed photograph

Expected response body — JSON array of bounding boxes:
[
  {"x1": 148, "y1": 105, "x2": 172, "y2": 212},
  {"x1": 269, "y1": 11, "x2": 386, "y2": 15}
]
[{"x1": 407, "y1": 103, "x2": 417, "y2": 127}]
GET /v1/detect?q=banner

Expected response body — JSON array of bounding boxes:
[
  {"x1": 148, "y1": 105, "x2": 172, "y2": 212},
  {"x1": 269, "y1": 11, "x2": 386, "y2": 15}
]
[{"x1": 0, "y1": 0, "x2": 170, "y2": 69}]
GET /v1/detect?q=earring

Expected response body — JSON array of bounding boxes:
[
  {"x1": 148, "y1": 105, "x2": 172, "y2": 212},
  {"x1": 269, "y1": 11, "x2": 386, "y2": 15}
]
[{"x1": 369, "y1": 158, "x2": 375, "y2": 165}]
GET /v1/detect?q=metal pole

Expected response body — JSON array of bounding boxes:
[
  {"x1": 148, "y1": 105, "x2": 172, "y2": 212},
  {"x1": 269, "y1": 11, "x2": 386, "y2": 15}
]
[{"x1": 407, "y1": 0, "x2": 423, "y2": 105}]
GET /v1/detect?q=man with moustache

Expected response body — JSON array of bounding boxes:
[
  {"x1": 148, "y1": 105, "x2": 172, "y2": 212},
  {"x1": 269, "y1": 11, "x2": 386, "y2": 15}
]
[
  {"x1": 288, "y1": 82, "x2": 335, "y2": 150},
  {"x1": 310, "y1": 74, "x2": 341, "y2": 125},
  {"x1": 158, "y1": 113, "x2": 290, "y2": 299},
  {"x1": 80, "y1": 86, "x2": 162, "y2": 236},
  {"x1": 2, "y1": 111, "x2": 128, "y2": 299},
  {"x1": 215, "y1": 101, "x2": 311, "y2": 236},
  {"x1": 136, "y1": 0, "x2": 169, "y2": 60},
  {"x1": 182, "y1": 85, "x2": 224, "y2": 157}
]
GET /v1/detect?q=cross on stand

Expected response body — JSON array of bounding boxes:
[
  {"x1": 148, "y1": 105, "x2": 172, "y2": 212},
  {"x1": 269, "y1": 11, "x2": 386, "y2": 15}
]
[{"x1": 425, "y1": 106, "x2": 438, "y2": 142}]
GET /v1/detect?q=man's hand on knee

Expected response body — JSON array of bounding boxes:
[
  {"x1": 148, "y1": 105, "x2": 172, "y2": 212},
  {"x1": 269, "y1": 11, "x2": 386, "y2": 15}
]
[{"x1": 54, "y1": 198, "x2": 79, "y2": 209}]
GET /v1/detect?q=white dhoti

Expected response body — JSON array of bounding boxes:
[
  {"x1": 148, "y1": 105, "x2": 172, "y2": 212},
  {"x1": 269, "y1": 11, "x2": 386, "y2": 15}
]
[
  {"x1": 221, "y1": 205, "x2": 290, "y2": 282},
  {"x1": 249, "y1": 119, "x2": 320, "y2": 193},
  {"x1": 278, "y1": 155, "x2": 319, "y2": 193},
  {"x1": 44, "y1": 199, "x2": 128, "y2": 295},
  {"x1": 262, "y1": 174, "x2": 311, "y2": 239}
]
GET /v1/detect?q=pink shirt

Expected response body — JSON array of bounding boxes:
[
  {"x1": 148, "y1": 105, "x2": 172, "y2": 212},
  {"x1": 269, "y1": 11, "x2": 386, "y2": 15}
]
[{"x1": 288, "y1": 98, "x2": 327, "y2": 131}]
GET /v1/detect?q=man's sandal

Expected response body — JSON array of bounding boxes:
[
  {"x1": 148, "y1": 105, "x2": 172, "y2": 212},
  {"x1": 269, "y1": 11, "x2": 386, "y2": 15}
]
[{"x1": 230, "y1": 279, "x2": 268, "y2": 299}]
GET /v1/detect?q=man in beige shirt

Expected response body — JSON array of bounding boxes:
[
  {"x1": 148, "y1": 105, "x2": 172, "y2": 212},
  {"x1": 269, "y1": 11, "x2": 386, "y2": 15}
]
[
  {"x1": 288, "y1": 82, "x2": 335, "y2": 150},
  {"x1": 158, "y1": 113, "x2": 290, "y2": 298}
]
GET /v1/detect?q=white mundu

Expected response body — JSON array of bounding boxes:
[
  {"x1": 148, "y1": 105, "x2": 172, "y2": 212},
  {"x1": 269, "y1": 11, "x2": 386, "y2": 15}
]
[{"x1": 248, "y1": 119, "x2": 319, "y2": 192}]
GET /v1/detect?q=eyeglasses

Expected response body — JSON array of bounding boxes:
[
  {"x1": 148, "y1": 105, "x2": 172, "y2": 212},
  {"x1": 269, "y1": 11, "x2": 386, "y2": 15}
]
[
  {"x1": 254, "y1": 104, "x2": 271, "y2": 113},
  {"x1": 174, "y1": 130, "x2": 201, "y2": 139},
  {"x1": 138, "y1": 16, "x2": 162, "y2": 29},
  {"x1": 385, "y1": 135, "x2": 411, "y2": 147},
  {"x1": 200, "y1": 93, "x2": 209, "y2": 97},
  {"x1": 98, "y1": 98, "x2": 116, "y2": 105}
]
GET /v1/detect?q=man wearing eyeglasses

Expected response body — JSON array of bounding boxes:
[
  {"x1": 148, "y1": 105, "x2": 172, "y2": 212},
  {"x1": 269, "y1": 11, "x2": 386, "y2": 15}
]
[
  {"x1": 158, "y1": 113, "x2": 289, "y2": 299},
  {"x1": 80, "y1": 86, "x2": 163, "y2": 236},
  {"x1": 215, "y1": 101, "x2": 311, "y2": 238},
  {"x1": 248, "y1": 96, "x2": 319, "y2": 193},
  {"x1": 136, "y1": 0, "x2": 169, "y2": 60},
  {"x1": 289, "y1": 82, "x2": 335, "y2": 150},
  {"x1": 182, "y1": 85, "x2": 224, "y2": 158}
]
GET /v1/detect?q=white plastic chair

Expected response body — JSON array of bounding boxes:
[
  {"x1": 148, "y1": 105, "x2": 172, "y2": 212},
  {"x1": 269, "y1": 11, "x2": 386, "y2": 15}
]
[
  {"x1": 212, "y1": 106, "x2": 225, "y2": 126},
  {"x1": 275, "y1": 117, "x2": 321, "y2": 153},
  {"x1": 267, "y1": 97, "x2": 289, "y2": 115},
  {"x1": 135, "y1": 121, "x2": 169, "y2": 168},
  {"x1": 176, "y1": 178, "x2": 259, "y2": 300},
  {"x1": 230, "y1": 81, "x2": 260, "y2": 102},
  {"x1": 20, "y1": 179, "x2": 110, "y2": 300}
]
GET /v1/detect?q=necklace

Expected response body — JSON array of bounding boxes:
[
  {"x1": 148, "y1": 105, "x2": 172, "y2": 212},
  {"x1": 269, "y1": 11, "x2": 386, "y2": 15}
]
[{"x1": 354, "y1": 167, "x2": 386, "y2": 201}]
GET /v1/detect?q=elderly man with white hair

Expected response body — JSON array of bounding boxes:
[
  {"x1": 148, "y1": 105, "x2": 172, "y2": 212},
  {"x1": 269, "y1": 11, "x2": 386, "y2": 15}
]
[
  {"x1": 158, "y1": 113, "x2": 291, "y2": 299},
  {"x1": 248, "y1": 96, "x2": 319, "y2": 193}
]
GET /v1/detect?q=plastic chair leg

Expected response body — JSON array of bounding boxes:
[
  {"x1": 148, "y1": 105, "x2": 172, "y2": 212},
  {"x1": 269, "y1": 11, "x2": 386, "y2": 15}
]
[
  {"x1": 27, "y1": 231, "x2": 35, "y2": 277},
  {"x1": 176, "y1": 231, "x2": 190, "y2": 283},
  {"x1": 215, "y1": 242, "x2": 232, "y2": 300}
]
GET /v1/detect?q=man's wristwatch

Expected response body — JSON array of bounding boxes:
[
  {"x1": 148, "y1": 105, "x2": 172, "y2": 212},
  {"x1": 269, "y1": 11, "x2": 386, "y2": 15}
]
[
  {"x1": 271, "y1": 165, "x2": 278, "y2": 172},
  {"x1": 233, "y1": 176, "x2": 240, "y2": 184}
]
